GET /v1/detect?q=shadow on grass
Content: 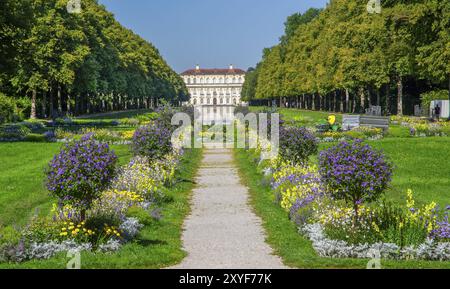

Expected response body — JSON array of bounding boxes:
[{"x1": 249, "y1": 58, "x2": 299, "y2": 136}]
[{"x1": 135, "y1": 239, "x2": 168, "y2": 247}]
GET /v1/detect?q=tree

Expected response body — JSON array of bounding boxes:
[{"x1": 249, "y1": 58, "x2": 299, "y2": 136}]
[
  {"x1": 1, "y1": 0, "x2": 188, "y2": 120},
  {"x1": 247, "y1": 0, "x2": 449, "y2": 116}
]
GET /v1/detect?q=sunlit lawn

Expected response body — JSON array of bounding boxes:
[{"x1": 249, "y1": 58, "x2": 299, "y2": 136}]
[
  {"x1": 0, "y1": 142, "x2": 202, "y2": 268},
  {"x1": 0, "y1": 143, "x2": 132, "y2": 227}
]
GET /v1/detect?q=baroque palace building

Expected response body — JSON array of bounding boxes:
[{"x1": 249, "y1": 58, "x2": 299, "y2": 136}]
[{"x1": 181, "y1": 65, "x2": 246, "y2": 106}]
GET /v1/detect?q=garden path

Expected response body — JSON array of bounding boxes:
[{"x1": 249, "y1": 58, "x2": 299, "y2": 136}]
[{"x1": 172, "y1": 146, "x2": 287, "y2": 269}]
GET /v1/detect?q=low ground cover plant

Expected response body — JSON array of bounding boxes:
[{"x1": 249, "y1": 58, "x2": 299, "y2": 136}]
[
  {"x1": 252, "y1": 123, "x2": 450, "y2": 261},
  {"x1": 0, "y1": 110, "x2": 185, "y2": 264}
]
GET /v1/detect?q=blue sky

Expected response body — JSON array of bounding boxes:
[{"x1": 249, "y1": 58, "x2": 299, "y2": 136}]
[{"x1": 98, "y1": 0, "x2": 329, "y2": 73}]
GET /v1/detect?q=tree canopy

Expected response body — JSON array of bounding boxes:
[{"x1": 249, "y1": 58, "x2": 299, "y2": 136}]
[
  {"x1": 0, "y1": 0, "x2": 188, "y2": 118},
  {"x1": 243, "y1": 1, "x2": 450, "y2": 115}
]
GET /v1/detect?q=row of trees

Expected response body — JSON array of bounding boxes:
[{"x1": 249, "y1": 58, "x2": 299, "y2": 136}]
[
  {"x1": 242, "y1": 1, "x2": 450, "y2": 116},
  {"x1": 0, "y1": 0, "x2": 188, "y2": 119}
]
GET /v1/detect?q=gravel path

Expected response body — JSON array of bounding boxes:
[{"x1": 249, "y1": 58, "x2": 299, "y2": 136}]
[{"x1": 172, "y1": 147, "x2": 287, "y2": 269}]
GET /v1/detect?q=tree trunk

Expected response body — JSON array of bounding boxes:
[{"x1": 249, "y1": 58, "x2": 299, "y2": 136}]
[
  {"x1": 67, "y1": 91, "x2": 71, "y2": 115},
  {"x1": 397, "y1": 76, "x2": 403, "y2": 116},
  {"x1": 339, "y1": 90, "x2": 344, "y2": 112},
  {"x1": 385, "y1": 84, "x2": 390, "y2": 116},
  {"x1": 359, "y1": 87, "x2": 365, "y2": 113},
  {"x1": 333, "y1": 91, "x2": 337, "y2": 112},
  {"x1": 345, "y1": 89, "x2": 350, "y2": 113},
  {"x1": 352, "y1": 93, "x2": 357, "y2": 114},
  {"x1": 376, "y1": 88, "x2": 381, "y2": 107},
  {"x1": 312, "y1": 94, "x2": 316, "y2": 110},
  {"x1": 30, "y1": 89, "x2": 37, "y2": 119},
  {"x1": 57, "y1": 85, "x2": 62, "y2": 116},
  {"x1": 42, "y1": 91, "x2": 47, "y2": 118},
  {"x1": 318, "y1": 93, "x2": 322, "y2": 111},
  {"x1": 50, "y1": 87, "x2": 55, "y2": 119}
]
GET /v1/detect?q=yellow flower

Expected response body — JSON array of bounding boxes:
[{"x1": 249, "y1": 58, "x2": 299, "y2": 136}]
[{"x1": 372, "y1": 222, "x2": 380, "y2": 234}]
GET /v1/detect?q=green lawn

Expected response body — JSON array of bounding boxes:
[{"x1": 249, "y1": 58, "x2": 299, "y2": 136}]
[
  {"x1": 76, "y1": 109, "x2": 154, "y2": 121},
  {"x1": 0, "y1": 148, "x2": 203, "y2": 269},
  {"x1": 249, "y1": 106, "x2": 343, "y2": 127},
  {"x1": 317, "y1": 137, "x2": 450, "y2": 208},
  {"x1": 234, "y1": 148, "x2": 450, "y2": 269},
  {"x1": 0, "y1": 143, "x2": 132, "y2": 227}
]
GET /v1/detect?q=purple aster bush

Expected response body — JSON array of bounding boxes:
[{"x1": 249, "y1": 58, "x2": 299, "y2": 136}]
[
  {"x1": 46, "y1": 134, "x2": 117, "y2": 219},
  {"x1": 131, "y1": 122, "x2": 173, "y2": 160},
  {"x1": 318, "y1": 140, "x2": 393, "y2": 219},
  {"x1": 279, "y1": 126, "x2": 318, "y2": 165}
]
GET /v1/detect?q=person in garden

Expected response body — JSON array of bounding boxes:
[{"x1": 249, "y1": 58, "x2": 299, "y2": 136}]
[{"x1": 434, "y1": 104, "x2": 441, "y2": 120}]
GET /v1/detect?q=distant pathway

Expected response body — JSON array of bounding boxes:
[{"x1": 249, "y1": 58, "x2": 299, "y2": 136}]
[{"x1": 172, "y1": 147, "x2": 286, "y2": 269}]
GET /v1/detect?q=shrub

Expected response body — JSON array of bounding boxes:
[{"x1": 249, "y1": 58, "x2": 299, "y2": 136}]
[
  {"x1": 46, "y1": 134, "x2": 118, "y2": 219},
  {"x1": 352, "y1": 127, "x2": 383, "y2": 138},
  {"x1": 271, "y1": 162, "x2": 321, "y2": 210},
  {"x1": 79, "y1": 128, "x2": 121, "y2": 143},
  {"x1": 0, "y1": 93, "x2": 16, "y2": 124},
  {"x1": 420, "y1": 90, "x2": 449, "y2": 112},
  {"x1": 24, "y1": 133, "x2": 48, "y2": 143},
  {"x1": 54, "y1": 127, "x2": 74, "y2": 140},
  {"x1": 342, "y1": 130, "x2": 365, "y2": 140},
  {"x1": 0, "y1": 124, "x2": 31, "y2": 140},
  {"x1": 44, "y1": 131, "x2": 57, "y2": 142},
  {"x1": 0, "y1": 226, "x2": 21, "y2": 247},
  {"x1": 21, "y1": 120, "x2": 45, "y2": 132},
  {"x1": 279, "y1": 126, "x2": 318, "y2": 165},
  {"x1": 126, "y1": 206, "x2": 156, "y2": 225},
  {"x1": 110, "y1": 156, "x2": 161, "y2": 201},
  {"x1": 120, "y1": 118, "x2": 140, "y2": 127},
  {"x1": 155, "y1": 103, "x2": 177, "y2": 131},
  {"x1": 319, "y1": 190, "x2": 442, "y2": 247},
  {"x1": 14, "y1": 97, "x2": 31, "y2": 120},
  {"x1": 318, "y1": 140, "x2": 393, "y2": 220},
  {"x1": 131, "y1": 122, "x2": 172, "y2": 160},
  {"x1": 89, "y1": 190, "x2": 145, "y2": 220}
]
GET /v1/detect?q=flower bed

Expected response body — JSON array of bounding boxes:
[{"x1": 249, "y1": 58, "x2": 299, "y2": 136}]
[
  {"x1": 0, "y1": 112, "x2": 185, "y2": 263},
  {"x1": 252, "y1": 125, "x2": 450, "y2": 261},
  {"x1": 317, "y1": 127, "x2": 384, "y2": 143}
]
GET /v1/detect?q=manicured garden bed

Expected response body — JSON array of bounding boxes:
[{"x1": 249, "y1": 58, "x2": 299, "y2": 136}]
[
  {"x1": 0, "y1": 106, "x2": 203, "y2": 268},
  {"x1": 235, "y1": 147, "x2": 450, "y2": 268},
  {"x1": 0, "y1": 147, "x2": 202, "y2": 269}
]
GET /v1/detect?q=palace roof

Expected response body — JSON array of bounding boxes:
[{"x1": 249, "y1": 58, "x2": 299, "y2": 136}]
[{"x1": 181, "y1": 68, "x2": 246, "y2": 76}]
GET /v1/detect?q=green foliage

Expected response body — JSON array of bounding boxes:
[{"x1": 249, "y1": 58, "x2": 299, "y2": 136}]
[
  {"x1": 243, "y1": 0, "x2": 450, "y2": 116},
  {"x1": 0, "y1": 124, "x2": 31, "y2": 140},
  {"x1": 0, "y1": 226, "x2": 21, "y2": 246},
  {"x1": 420, "y1": 90, "x2": 449, "y2": 110},
  {"x1": 0, "y1": 93, "x2": 16, "y2": 124},
  {"x1": 23, "y1": 133, "x2": 48, "y2": 143},
  {"x1": 126, "y1": 206, "x2": 155, "y2": 226},
  {"x1": 0, "y1": 0, "x2": 188, "y2": 119}
]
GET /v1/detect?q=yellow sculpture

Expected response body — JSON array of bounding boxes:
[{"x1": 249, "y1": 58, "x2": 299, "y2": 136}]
[{"x1": 328, "y1": 115, "x2": 336, "y2": 125}]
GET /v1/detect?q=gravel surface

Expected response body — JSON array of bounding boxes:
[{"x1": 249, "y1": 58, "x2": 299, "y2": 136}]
[{"x1": 171, "y1": 148, "x2": 287, "y2": 269}]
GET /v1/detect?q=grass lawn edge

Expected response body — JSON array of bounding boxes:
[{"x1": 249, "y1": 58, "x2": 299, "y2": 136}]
[{"x1": 233, "y1": 148, "x2": 450, "y2": 269}]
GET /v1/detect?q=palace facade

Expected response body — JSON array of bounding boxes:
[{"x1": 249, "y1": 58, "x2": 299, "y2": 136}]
[{"x1": 181, "y1": 65, "x2": 246, "y2": 106}]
